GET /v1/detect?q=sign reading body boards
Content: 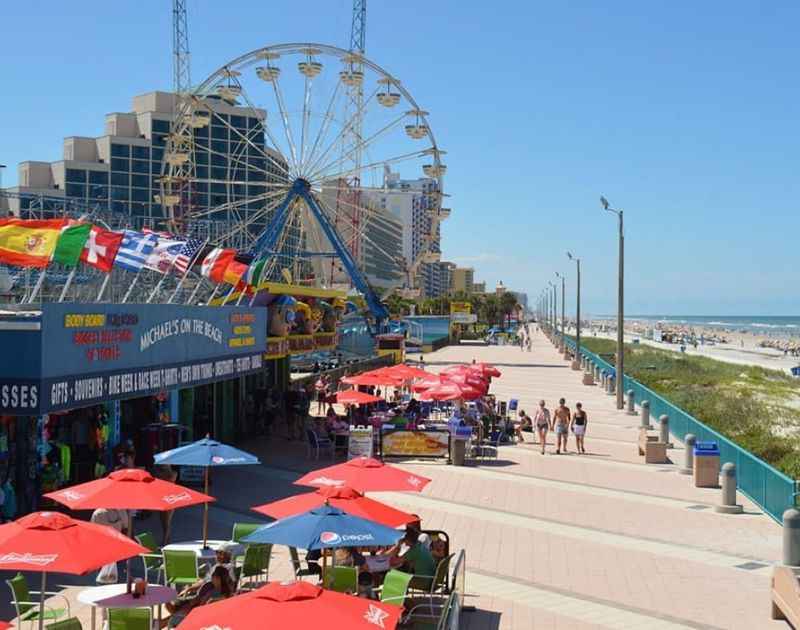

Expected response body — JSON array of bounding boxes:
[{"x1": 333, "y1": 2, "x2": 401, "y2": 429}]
[
  {"x1": 381, "y1": 429, "x2": 450, "y2": 459},
  {"x1": 0, "y1": 303, "x2": 267, "y2": 414},
  {"x1": 347, "y1": 425, "x2": 373, "y2": 460}
]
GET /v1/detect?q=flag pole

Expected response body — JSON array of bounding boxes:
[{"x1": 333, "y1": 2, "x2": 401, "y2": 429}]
[
  {"x1": 96, "y1": 273, "x2": 112, "y2": 302},
  {"x1": 26, "y1": 269, "x2": 47, "y2": 304},
  {"x1": 168, "y1": 272, "x2": 189, "y2": 304},
  {"x1": 169, "y1": 239, "x2": 208, "y2": 304},
  {"x1": 186, "y1": 276, "x2": 205, "y2": 305},
  {"x1": 58, "y1": 267, "x2": 77, "y2": 302},
  {"x1": 203, "y1": 283, "x2": 222, "y2": 306},
  {"x1": 121, "y1": 272, "x2": 140, "y2": 304}
]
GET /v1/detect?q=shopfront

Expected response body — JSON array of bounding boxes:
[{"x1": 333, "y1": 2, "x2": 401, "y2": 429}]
[{"x1": 0, "y1": 302, "x2": 267, "y2": 516}]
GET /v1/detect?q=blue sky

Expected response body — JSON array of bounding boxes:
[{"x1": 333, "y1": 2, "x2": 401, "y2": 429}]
[{"x1": 1, "y1": 1, "x2": 799, "y2": 316}]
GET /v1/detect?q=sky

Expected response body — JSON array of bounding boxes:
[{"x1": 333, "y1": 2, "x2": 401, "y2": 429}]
[{"x1": 1, "y1": 1, "x2": 799, "y2": 316}]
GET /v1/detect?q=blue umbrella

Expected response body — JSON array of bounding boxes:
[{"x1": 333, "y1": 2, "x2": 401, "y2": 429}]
[
  {"x1": 154, "y1": 437, "x2": 260, "y2": 547},
  {"x1": 243, "y1": 504, "x2": 403, "y2": 551}
]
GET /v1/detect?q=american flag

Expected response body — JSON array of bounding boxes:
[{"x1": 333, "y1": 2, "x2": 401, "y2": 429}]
[{"x1": 174, "y1": 238, "x2": 205, "y2": 275}]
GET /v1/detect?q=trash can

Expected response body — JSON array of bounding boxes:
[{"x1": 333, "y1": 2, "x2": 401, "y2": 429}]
[
  {"x1": 693, "y1": 441, "x2": 720, "y2": 488},
  {"x1": 451, "y1": 438, "x2": 466, "y2": 466}
]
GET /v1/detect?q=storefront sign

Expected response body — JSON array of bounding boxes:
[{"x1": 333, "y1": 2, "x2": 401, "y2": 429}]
[
  {"x1": 380, "y1": 429, "x2": 450, "y2": 459},
  {"x1": 347, "y1": 425, "x2": 373, "y2": 459},
  {"x1": 265, "y1": 336, "x2": 290, "y2": 359},
  {"x1": 0, "y1": 303, "x2": 267, "y2": 414},
  {"x1": 288, "y1": 334, "x2": 315, "y2": 354}
]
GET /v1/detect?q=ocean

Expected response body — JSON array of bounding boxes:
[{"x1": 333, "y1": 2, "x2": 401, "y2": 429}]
[{"x1": 621, "y1": 315, "x2": 800, "y2": 337}]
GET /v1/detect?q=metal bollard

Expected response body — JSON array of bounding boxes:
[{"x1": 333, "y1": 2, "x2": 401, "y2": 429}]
[
  {"x1": 679, "y1": 433, "x2": 695, "y2": 474},
  {"x1": 600, "y1": 371, "x2": 607, "y2": 389},
  {"x1": 607, "y1": 376, "x2": 615, "y2": 396},
  {"x1": 783, "y1": 509, "x2": 800, "y2": 567},
  {"x1": 626, "y1": 390, "x2": 636, "y2": 415},
  {"x1": 714, "y1": 463, "x2": 743, "y2": 513},
  {"x1": 640, "y1": 400, "x2": 651, "y2": 429},
  {"x1": 658, "y1": 414, "x2": 673, "y2": 447}
]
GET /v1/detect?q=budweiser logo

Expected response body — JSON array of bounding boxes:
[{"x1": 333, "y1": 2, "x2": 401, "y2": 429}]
[
  {"x1": 364, "y1": 604, "x2": 390, "y2": 627},
  {"x1": 0, "y1": 552, "x2": 58, "y2": 566},
  {"x1": 309, "y1": 476, "x2": 343, "y2": 486},
  {"x1": 59, "y1": 490, "x2": 84, "y2": 501},
  {"x1": 162, "y1": 492, "x2": 191, "y2": 505}
]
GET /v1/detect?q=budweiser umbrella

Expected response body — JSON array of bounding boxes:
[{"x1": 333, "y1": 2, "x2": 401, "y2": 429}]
[
  {"x1": 420, "y1": 382, "x2": 482, "y2": 401},
  {"x1": 181, "y1": 581, "x2": 402, "y2": 630},
  {"x1": 336, "y1": 390, "x2": 382, "y2": 406},
  {"x1": 252, "y1": 485, "x2": 417, "y2": 528},
  {"x1": 473, "y1": 362, "x2": 502, "y2": 377},
  {"x1": 295, "y1": 456, "x2": 431, "y2": 493},
  {"x1": 373, "y1": 364, "x2": 433, "y2": 380},
  {"x1": 0, "y1": 511, "x2": 147, "y2": 629},
  {"x1": 340, "y1": 373, "x2": 402, "y2": 387},
  {"x1": 443, "y1": 371, "x2": 489, "y2": 391},
  {"x1": 410, "y1": 374, "x2": 444, "y2": 393}
]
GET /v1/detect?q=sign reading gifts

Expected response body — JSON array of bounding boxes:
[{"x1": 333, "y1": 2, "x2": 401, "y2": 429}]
[{"x1": 0, "y1": 303, "x2": 267, "y2": 414}]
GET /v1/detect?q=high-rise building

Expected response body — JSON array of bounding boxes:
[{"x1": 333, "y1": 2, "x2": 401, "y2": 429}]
[
  {"x1": 450, "y1": 267, "x2": 475, "y2": 295},
  {"x1": 472, "y1": 281, "x2": 486, "y2": 294}
]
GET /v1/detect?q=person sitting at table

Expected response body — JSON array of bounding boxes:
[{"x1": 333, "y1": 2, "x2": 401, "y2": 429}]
[
  {"x1": 333, "y1": 547, "x2": 366, "y2": 570},
  {"x1": 430, "y1": 538, "x2": 447, "y2": 562},
  {"x1": 389, "y1": 528, "x2": 437, "y2": 589},
  {"x1": 164, "y1": 565, "x2": 233, "y2": 624}
]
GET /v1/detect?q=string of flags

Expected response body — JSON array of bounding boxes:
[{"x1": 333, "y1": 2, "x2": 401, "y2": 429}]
[{"x1": 0, "y1": 218, "x2": 268, "y2": 290}]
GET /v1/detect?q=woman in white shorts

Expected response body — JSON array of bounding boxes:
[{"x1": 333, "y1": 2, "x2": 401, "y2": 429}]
[
  {"x1": 533, "y1": 400, "x2": 550, "y2": 455},
  {"x1": 572, "y1": 402, "x2": 588, "y2": 454}
]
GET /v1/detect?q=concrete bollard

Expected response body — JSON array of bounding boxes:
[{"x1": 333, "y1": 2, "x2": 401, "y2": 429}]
[
  {"x1": 600, "y1": 371, "x2": 607, "y2": 389},
  {"x1": 595, "y1": 365, "x2": 602, "y2": 384},
  {"x1": 582, "y1": 362, "x2": 595, "y2": 386},
  {"x1": 626, "y1": 390, "x2": 636, "y2": 415},
  {"x1": 658, "y1": 414, "x2": 673, "y2": 447},
  {"x1": 640, "y1": 400, "x2": 652, "y2": 429},
  {"x1": 783, "y1": 509, "x2": 800, "y2": 567},
  {"x1": 714, "y1": 463, "x2": 743, "y2": 514},
  {"x1": 679, "y1": 433, "x2": 695, "y2": 474}
]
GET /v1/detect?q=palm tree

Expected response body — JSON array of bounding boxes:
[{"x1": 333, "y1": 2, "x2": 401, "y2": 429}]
[{"x1": 500, "y1": 292, "x2": 519, "y2": 328}]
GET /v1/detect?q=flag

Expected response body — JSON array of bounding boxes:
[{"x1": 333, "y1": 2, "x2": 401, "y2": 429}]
[
  {"x1": 174, "y1": 238, "x2": 205, "y2": 275},
  {"x1": 52, "y1": 223, "x2": 92, "y2": 267},
  {"x1": 200, "y1": 247, "x2": 235, "y2": 283},
  {"x1": 114, "y1": 230, "x2": 158, "y2": 272},
  {"x1": 144, "y1": 237, "x2": 186, "y2": 274},
  {"x1": 80, "y1": 227, "x2": 124, "y2": 273},
  {"x1": 223, "y1": 259, "x2": 248, "y2": 285},
  {"x1": 0, "y1": 218, "x2": 65, "y2": 268},
  {"x1": 245, "y1": 258, "x2": 266, "y2": 287}
]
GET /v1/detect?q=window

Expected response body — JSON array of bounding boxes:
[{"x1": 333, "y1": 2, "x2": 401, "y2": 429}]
[
  {"x1": 110, "y1": 158, "x2": 129, "y2": 172},
  {"x1": 132, "y1": 145, "x2": 149, "y2": 160},
  {"x1": 194, "y1": 151, "x2": 208, "y2": 165},
  {"x1": 194, "y1": 134, "x2": 209, "y2": 147},
  {"x1": 131, "y1": 174, "x2": 150, "y2": 188},
  {"x1": 111, "y1": 187, "x2": 128, "y2": 201},
  {"x1": 129, "y1": 202, "x2": 148, "y2": 215},
  {"x1": 111, "y1": 144, "x2": 130, "y2": 157},
  {"x1": 211, "y1": 140, "x2": 227, "y2": 154},
  {"x1": 152, "y1": 134, "x2": 166, "y2": 147},
  {"x1": 211, "y1": 125, "x2": 228, "y2": 140},
  {"x1": 66, "y1": 169, "x2": 86, "y2": 183},
  {"x1": 250, "y1": 131, "x2": 265, "y2": 146},
  {"x1": 210, "y1": 183, "x2": 225, "y2": 194},
  {"x1": 152, "y1": 119, "x2": 170, "y2": 134},
  {"x1": 88, "y1": 185, "x2": 108, "y2": 199},
  {"x1": 131, "y1": 160, "x2": 149, "y2": 174},
  {"x1": 131, "y1": 188, "x2": 150, "y2": 202},
  {"x1": 211, "y1": 167, "x2": 227, "y2": 181},
  {"x1": 211, "y1": 153, "x2": 227, "y2": 167},
  {"x1": 111, "y1": 201, "x2": 127, "y2": 213},
  {"x1": 151, "y1": 147, "x2": 164, "y2": 163},
  {"x1": 151, "y1": 204, "x2": 164, "y2": 217},
  {"x1": 111, "y1": 172, "x2": 129, "y2": 186},
  {"x1": 195, "y1": 166, "x2": 208, "y2": 179},
  {"x1": 66, "y1": 183, "x2": 85, "y2": 198},
  {"x1": 151, "y1": 161, "x2": 162, "y2": 174},
  {"x1": 249, "y1": 157, "x2": 266, "y2": 171},
  {"x1": 88, "y1": 171, "x2": 108, "y2": 185},
  {"x1": 230, "y1": 115, "x2": 246, "y2": 129}
]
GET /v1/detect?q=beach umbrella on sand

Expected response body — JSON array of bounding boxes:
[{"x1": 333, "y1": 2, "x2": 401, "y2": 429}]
[
  {"x1": 252, "y1": 485, "x2": 417, "y2": 528},
  {"x1": 154, "y1": 436, "x2": 260, "y2": 547},
  {"x1": 180, "y1": 581, "x2": 402, "y2": 630},
  {"x1": 0, "y1": 511, "x2": 147, "y2": 629},
  {"x1": 295, "y1": 456, "x2": 431, "y2": 493},
  {"x1": 44, "y1": 468, "x2": 214, "y2": 590},
  {"x1": 335, "y1": 390, "x2": 382, "y2": 406}
]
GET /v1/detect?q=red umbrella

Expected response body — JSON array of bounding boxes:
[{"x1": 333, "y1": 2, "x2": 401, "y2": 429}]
[
  {"x1": 336, "y1": 390, "x2": 382, "y2": 406},
  {"x1": 420, "y1": 382, "x2": 482, "y2": 401},
  {"x1": 252, "y1": 485, "x2": 417, "y2": 527},
  {"x1": 0, "y1": 511, "x2": 147, "y2": 629},
  {"x1": 340, "y1": 373, "x2": 402, "y2": 387},
  {"x1": 375, "y1": 364, "x2": 433, "y2": 380},
  {"x1": 180, "y1": 581, "x2": 402, "y2": 630},
  {"x1": 474, "y1": 362, "x2": 502, "y2": 377},
  {"x1": 295, "y1": 456, "x2": 431, "y2": 493},
  {"x1": 443, "y1": 371, "x2": 488, "y2": 390},
  {"x1": 410, "y1": 374, "x2": 444, "y2": 393}
]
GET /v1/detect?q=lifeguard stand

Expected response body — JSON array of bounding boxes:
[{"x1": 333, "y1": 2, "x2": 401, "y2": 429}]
[{"x1": 376, "y1": 333, "x2": 405, "y2": 364}]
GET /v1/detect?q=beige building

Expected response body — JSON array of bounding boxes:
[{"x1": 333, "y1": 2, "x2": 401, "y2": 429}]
[
  {"x1": 472, "y1": 281, "x2": 486, "y2": 294},
  {"x1": 450, "y1": 267, "x2": 475, "y2": 295}
]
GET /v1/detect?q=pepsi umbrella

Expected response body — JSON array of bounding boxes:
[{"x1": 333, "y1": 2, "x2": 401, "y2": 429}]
[
  {"x1": 154, "y1": 436, "x2": 260, "y2": 547},
  {"x1": 243, "y1": 504, "x2": 403, "y2": 553}
]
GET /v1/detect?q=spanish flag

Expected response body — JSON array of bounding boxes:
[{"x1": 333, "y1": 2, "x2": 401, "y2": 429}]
[{"x1": 0, "y1": 219, "x2": 66, "y2": 268}]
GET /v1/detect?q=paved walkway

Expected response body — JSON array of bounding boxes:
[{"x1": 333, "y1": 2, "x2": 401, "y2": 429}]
[{"x1": 21, "y1": 329, "x2": 787, "y2": 629}]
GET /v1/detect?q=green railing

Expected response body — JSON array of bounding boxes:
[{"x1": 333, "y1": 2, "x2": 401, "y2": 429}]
[{"x1": 565, "y1": 338, "x2": 797, "y2": 524}]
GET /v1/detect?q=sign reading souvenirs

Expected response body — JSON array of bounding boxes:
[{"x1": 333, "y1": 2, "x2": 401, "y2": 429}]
[{"x1": 0, "y1": 303, "x2": 267, "y2": 414}]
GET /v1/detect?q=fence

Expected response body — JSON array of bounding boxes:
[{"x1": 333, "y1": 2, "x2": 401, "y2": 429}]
[{"x1": 565, "y1": 338, "x2": 797, "y2": 524}]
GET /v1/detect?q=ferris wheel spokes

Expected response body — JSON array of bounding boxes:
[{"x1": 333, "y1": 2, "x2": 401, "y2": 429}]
[{"x1": 301, "y1": 79, "x2": 344, "y2": 177}]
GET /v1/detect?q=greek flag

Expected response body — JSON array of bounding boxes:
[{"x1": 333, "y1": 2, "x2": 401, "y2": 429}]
[{"x1": 114, "y1": 230, "x2": 158, "y2": 272}]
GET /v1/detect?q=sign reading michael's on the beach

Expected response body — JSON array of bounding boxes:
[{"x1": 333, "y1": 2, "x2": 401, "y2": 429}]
[{"x1": 0, "y1": 303, "x2": 267, "y2": 414}]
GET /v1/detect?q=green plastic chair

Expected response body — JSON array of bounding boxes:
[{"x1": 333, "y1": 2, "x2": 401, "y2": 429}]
[
  {"x1": 163, "y1": 549, "x2": 199, "y2": 588},
  {"x1": 135, "y1": 531, "x2": 164, "y2": 584},
  {"x1": 323, "y1": 566, "x2": 358, "y2": 594},
  {"x1": 47, "y1": 618, "x2": 83, "y2": 629},
  {"x1": 108, "y1": 608, "x2": 151, "y2": 630},
  {"x1": 231, "y1": 522, "x2": 261, "y2": 542},
  {"x1": 380, "y1": 569, "x2": 413, "y2": 606},
  {"x1": 6, "y1": 572, "x2": 70, "y2": 626},
  {"x1": 237, "y1": 543, "x2": 272, "y2": 590}
]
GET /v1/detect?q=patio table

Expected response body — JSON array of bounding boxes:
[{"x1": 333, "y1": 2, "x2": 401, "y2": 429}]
[
  {"x1": 78, "y1": 583, "x2": 177, "y2": 630},
  {"x1": 162, "y1": 539, "x2": 244, "y2": 562}
]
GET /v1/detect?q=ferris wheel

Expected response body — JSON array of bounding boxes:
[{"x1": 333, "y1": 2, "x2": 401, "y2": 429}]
[{"x1": 160, "y1": 42, "x2": 447, "y2": 300}]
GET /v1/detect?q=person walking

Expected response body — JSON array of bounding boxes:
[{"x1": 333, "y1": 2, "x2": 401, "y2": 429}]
[
  {"x1": 533, "y1": 400, "x2": 550, "y2": 455},
  {"x1": 572, "y1": 402, "x2": 588, "y2": 454},
  {"x1": 553, "y1": 398, "x2": 571, "y2": 454}
]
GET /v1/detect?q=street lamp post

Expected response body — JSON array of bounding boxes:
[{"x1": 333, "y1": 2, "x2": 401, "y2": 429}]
[
  {"x1": 555, "y1": 272, "x2": 565, "y2": 353},
  {"x1": 601, "y1": 195, "x2": 624, "y2": 410},
  {"x1": 567, "y1": 252, "x2": 581, "y2": 371},
  {"x1": 549, "y1": 281, "x2": 557, "y2": 341}
]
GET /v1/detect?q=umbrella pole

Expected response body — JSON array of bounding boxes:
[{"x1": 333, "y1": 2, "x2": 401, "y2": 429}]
[
  {"x1": 38, "y1": 571, "x2": 46, "y2": 630},
  {"x1": 202, "y1": 467, "x2": 210, "y2": 549},
  {"x1": 127, "y1": 511, "x2": 134, "y2": 594}
]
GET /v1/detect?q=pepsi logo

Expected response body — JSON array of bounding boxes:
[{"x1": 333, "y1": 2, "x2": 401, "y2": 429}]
[
  {"x1": 319, "y1": 531, "x2": 341, "y2": 545},
  {"x1": 211, "y1": 456, "x2": 225, "y2": 464}
]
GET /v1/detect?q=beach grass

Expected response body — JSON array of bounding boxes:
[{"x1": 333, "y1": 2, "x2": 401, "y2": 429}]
[{"x1": 578, "y1": 338, "x2": 800, "y2": 478}]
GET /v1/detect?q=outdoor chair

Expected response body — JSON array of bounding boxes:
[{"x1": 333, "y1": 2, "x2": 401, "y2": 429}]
[
  {"x1": 108, "y1": 607, "x2": 151, "y2": 630},
  {"x1": 237, "y1": 543, "x2": 272, "y2": 590},
  {"x1": 306, "y1": 428, "x2": 334, "y2": 460},
  {"x1": 163, "y1": 549, "x2": 200, "y2": 589},
  {"x1": 288, "y1": 546, "x2": 320, "y2": 580},
  {"x1": 134, "y1": 531, "x2": 165, "y2": 584},
  {"x1": 406, "y1": 591, "x2": 458, "y2": 630},
  {"x1": 409, "y1": 553, "x2": 454, "y2": 610},
  {"x1": 7, "y1": 572, "x2": 70, "y2": 628},
  {"x1": 480, "y1": 429, "x2": 503, "y2": 459},
  {"x1": 231, "y1": 521, "x2": 262, "y2": 543},
  {"x1": 46, "y1": 618, "x2": 83, "y2": 630},
  {"x1": 323, "y1": 565, "x2": 358, "y2": 594},
  {"x1": 379, "y1": 569, "x2": 413, "y2": 606}
]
